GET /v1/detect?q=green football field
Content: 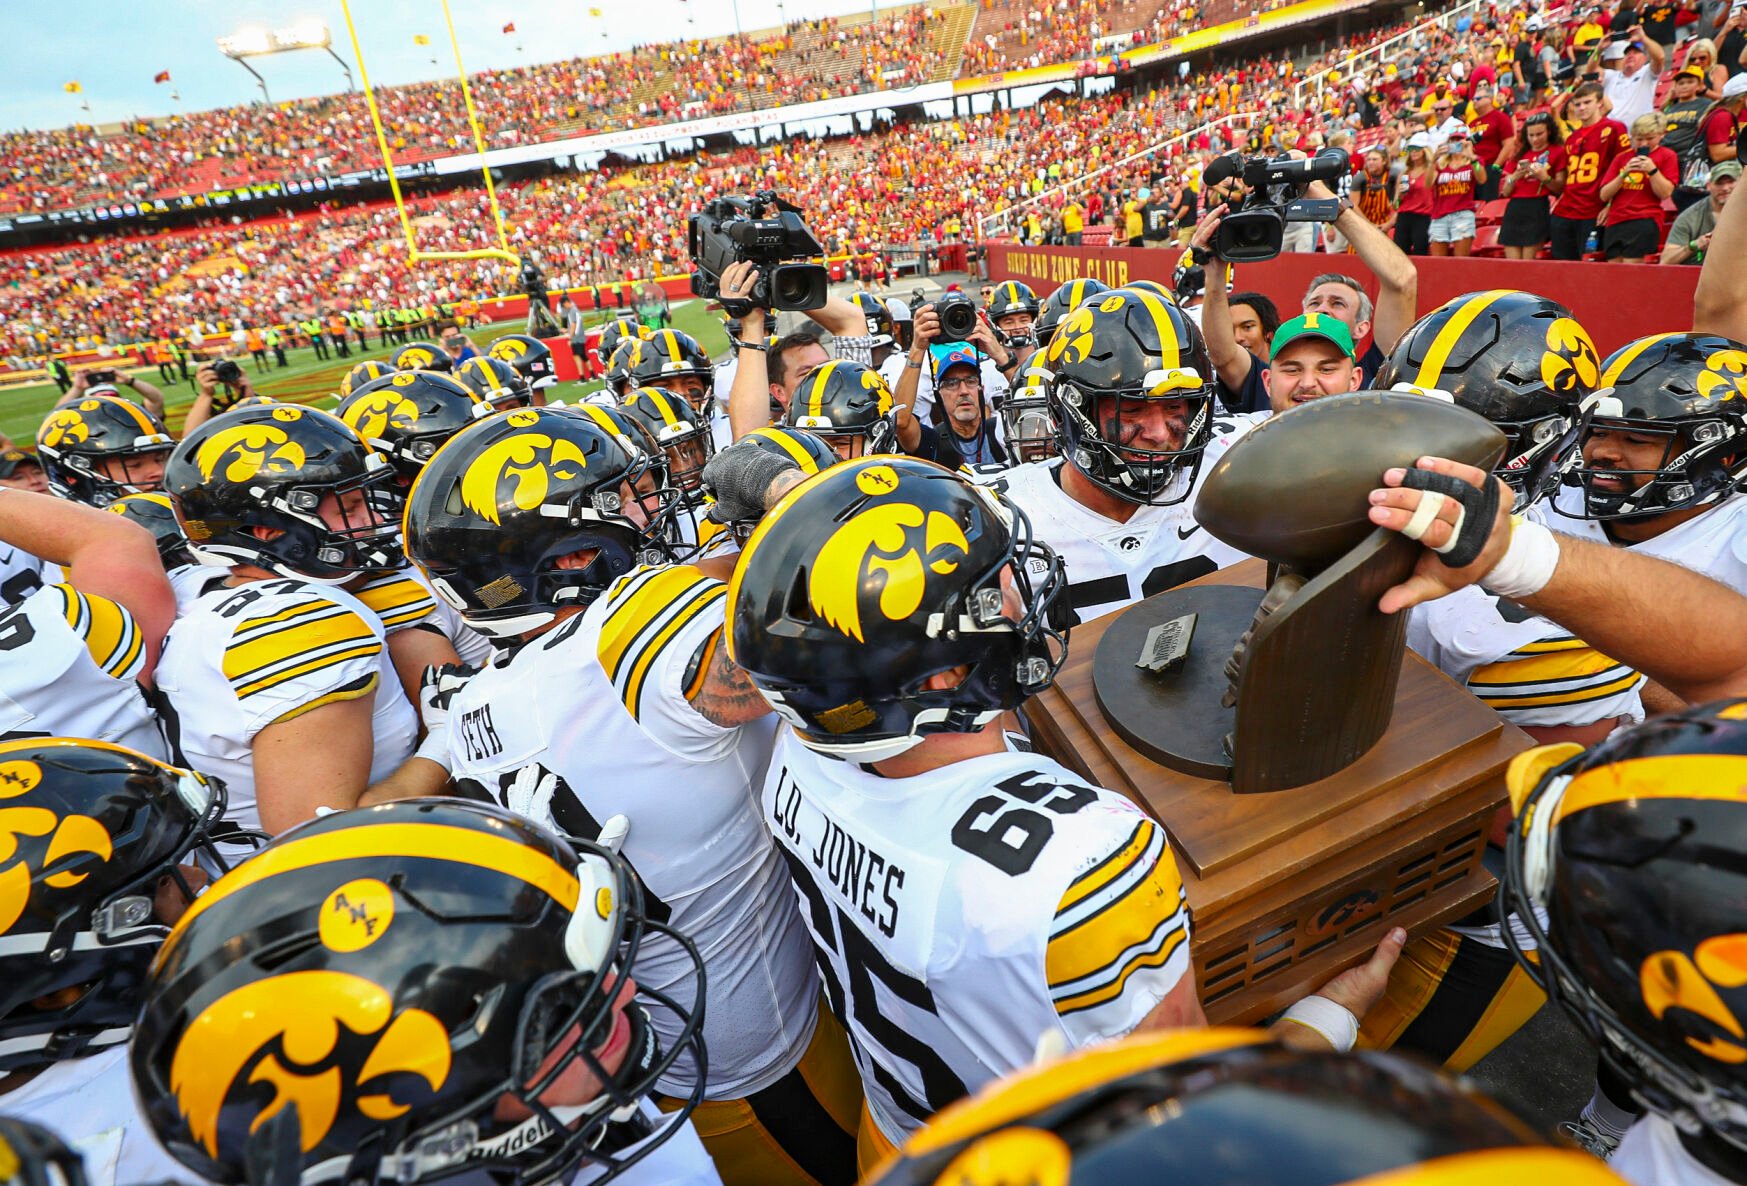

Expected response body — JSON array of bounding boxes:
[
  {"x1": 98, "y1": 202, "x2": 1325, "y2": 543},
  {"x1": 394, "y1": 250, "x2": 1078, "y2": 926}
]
[{"x1": 0, "y1": 302, "x2": 728, "y2": 443}]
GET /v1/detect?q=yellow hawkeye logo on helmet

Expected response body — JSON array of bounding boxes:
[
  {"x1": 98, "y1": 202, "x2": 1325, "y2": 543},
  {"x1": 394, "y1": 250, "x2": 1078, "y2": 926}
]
[
  {"x1": 1640, "y1": 934, "x2": 1747, "y2": 1064},
  {"x1": 38, "y1": 410, "x2": 90, "y2": 449},
  {"x1": 1541, "y1": 318, "x2": 1601, "y2": 394},
  {"x1": 1046, "y1": 306, "x2": 1097, "y2": 367},
  {"x1": 170, "y1": 969, "x2": 451, "y2": 1158},
  {"x1": 1697, "y1": 350, "x2": 1747, "y2": 403},
  {"x1": 809, "y1": 497, "x2": 970, "y2": 643},
  {"x1": 195, "y1": 423, "x2": 308, "y2": 483},
  {"x1": 489, "y1": 339, "x2": 528, "y2": 361},
  {"x1": 0, "y1": 759, "x2": 113, "y2": 932},
  {"x1": 341, "y1": 390, "x2": 420, "y2": 443},
  {"x1": 459, "y1": 433, "x2": 588, "y2": 526},
  {"x1": 399, "y1": 348, "x2": 436, "y2": 369}
]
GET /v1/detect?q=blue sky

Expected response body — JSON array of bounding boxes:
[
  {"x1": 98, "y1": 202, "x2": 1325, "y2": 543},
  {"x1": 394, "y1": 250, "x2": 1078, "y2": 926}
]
[{"x1": 7, "y1": 0, "x2": 893, "y2": 132}]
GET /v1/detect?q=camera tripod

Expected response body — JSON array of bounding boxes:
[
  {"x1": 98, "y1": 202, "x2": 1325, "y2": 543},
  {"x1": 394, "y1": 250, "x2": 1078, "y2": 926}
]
[{"x1": 524, "y1": 293, "x2": 565, "y2": 338}]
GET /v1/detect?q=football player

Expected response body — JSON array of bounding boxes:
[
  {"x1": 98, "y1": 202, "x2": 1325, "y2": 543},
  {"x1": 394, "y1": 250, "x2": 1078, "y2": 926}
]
[
  {"x1": 396, "y1": 406, "x2": 861, "y2": 1186},
  {"x1": 1031, "y1": 277, "x2": 1110, "y2": 354},
  {"x1": 35, "y1": 395, "x2": 174, "y2": 507},
  {"x1": 454, "y1": 353, "x2": 537, "y2": 410},
  {"x1": 1502, "y1": 704, "x2": 1747, "y2": 1185},
  {"x1": 0, "y1": 738, "x2": 233, "y2": 1184},
  {"x1": 155, "y1": 404, "x2": 417, "y2": 834},
  {"x1": 390, "y1": 339, "x2": 451, "y2": 373},
  {"x1": 852, "y1": 292, "x2": 899, "y2": 372},
  {"x1": 867, "y1": 1029, "x2": 1625, "y2": 1185},
  {"x1": 337, "y1": 358, "x2": 397, "y2": 399},
  {"x1": 728, "y1": 457, "x2": 1404, "y2": 1171},
  {"x1": 784, "y1": 361, "x2": 904, "y2": 462},
  {"x1": 996, "y1": 287, "x2": 1258, "y2": 623},
  {"x1": 984, "y1": 280, "x2": 1043, "y2": 378},
  {"x1": 627, "y1": 330, "x2": 715, "y2": 422},
  {"x1": 488, "y1": 333, "x2": 561, "y2": 394},
  {"x1": 130, "y1": 798, "x2": 720, "y2": 1186},
  {"x1": 698, "y1": 427, "x2": 839, "y2": 554}
]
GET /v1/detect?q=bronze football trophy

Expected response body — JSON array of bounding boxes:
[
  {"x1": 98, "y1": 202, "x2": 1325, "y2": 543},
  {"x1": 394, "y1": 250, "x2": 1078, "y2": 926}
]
[{"x1": 1026, "y1": 392, "x2": 1534, "y2": 1022}]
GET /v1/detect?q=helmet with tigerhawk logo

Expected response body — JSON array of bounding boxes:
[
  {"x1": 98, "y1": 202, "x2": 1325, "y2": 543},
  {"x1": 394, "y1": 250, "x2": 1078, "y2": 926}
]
[
  {"x1": 1502, "y1": 701, "x2": 1747, "y2": 1175},
  {"x1": 390, "y1": 340, "x2": 451, "y2": 374},
  {"x1": 105, "y1": 491, "x2": 195, "y2": 572},
  {"x1": 402, "y1": 405, "x2": 676, "y2": 638},
  {"x1": 604, "y1": 338, "x2": 641, "y2": 401},
  {"x1": 782, "y1": 360, "x2": 901, "y2": 460},
  {"x1": 162, "y1": 404, "x2": 402, "y2": 583},
  {"x1": 338, "y1": 359, "x2": 398, "y2": 400},
  {"x1": 1032, "y1": 277, "x2": 1111, "y2": 352},
  {"x1": 865, "y1": 1029, "x2": 1627, "y2": 1186},
  {"x1": 626, "y1": 331, "x2": 714, "y2": 415},
  {"x1": 1559, "y1": 332, "x2": 1747, "y2": 521},
  {"x1": 728, "y1": 457, "x2": 1070, "y2": 761},
  {"x1": 35, "y1": 395, "x2": 175, "y2": 506},
  {"x1": 336, "y1": 370, "x2": 494, "y2": 484},
  {"x1": 1045, "y1": 287, "x2": 1215, "y2": 506},
  {"x1": 0, "y1": 1116, "x2": 93, "y2": 1186},
  {"x1": 129, "y1": 798, "x2": 704, "y2": 1186},
  {"x1": 593, "y1": 317, "x2": 651, "y2": 374},
  {"x1": 454, "y1": 355, "x2": 534, "y2": 411},
  {"x1": 1376, "y1": 290, "x2": 1602, "y2": 507},
  {"x1": 488, "y1": 334, "x2": 558, "y2": 390},
  {"x1": 618, "y1": 387, "x2": 716, "y2": 496},
  {"x1": 0, "y1": 737, "x2": 228, "y2": 1074}
]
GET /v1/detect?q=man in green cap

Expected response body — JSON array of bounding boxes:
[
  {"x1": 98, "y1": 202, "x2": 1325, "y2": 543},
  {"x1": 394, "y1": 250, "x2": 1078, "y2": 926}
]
[{"x1": 1262, "y1": 312, "x2": 1362, "y2": 415}]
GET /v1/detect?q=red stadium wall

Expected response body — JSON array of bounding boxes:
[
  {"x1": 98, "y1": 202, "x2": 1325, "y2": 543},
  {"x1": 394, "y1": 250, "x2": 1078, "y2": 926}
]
[{"x1": 982, "y1": 243, "x2": 1702, "y2": 357}]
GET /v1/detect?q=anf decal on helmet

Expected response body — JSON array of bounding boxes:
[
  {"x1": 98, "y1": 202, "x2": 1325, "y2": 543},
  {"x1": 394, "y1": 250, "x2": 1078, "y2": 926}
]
[{"x1": 459, "y1": 434, "x2": 589, "y2": 526}]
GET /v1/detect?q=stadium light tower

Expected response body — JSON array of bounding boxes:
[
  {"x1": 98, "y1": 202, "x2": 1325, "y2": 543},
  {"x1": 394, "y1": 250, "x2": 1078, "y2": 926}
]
[{"x1": 218, "y1": 20, "x2": 358, "y2": 105}]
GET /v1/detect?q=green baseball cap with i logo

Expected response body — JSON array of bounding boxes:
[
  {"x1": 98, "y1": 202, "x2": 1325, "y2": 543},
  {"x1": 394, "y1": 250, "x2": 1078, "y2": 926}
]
[{"x1": 1271, "y1": 312, "x2": 1357, "y2": 359}]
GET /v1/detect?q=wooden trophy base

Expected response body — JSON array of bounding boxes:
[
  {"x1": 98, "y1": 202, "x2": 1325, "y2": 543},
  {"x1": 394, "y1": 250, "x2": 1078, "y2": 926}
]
[{"x1": 1027, "y1": 559, "x2": 1532, "y2": 1024}]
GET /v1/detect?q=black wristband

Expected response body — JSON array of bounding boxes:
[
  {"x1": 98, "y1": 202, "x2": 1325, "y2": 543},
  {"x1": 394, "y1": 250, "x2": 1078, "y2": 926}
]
[{"x1": 735, "y1": 339, "x2": 768, "y2": 353}]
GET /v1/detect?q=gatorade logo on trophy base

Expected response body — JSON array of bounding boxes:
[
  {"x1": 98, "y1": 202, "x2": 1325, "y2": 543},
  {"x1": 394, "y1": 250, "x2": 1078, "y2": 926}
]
[{"x1": 1027, "y1": 392, "x2": 1535, "y2": 1024}]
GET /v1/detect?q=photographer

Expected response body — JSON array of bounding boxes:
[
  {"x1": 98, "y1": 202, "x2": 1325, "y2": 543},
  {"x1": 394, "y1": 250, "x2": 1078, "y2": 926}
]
[
  {"x1": 520, "y1": 254, "x2": 564, "y2": 337},
  {"x1": 721, "y1": 259, "x2": 882, "y2": 439},
  {"x1": 1191, "y1": 168, "x2": 1418, "y2": 409},
  {"x1": 56, "y1": 366, "x2": 165, "y2": 420},
  {"x1": 891, "y1": 309, "x2": 1013, "y2": 465},
  {"x1": 886, "y1": 296, "x2": 1013, "y2": 426},
  {"x1": 182, "y1": 356, "x2": 257, "y2": 435}
]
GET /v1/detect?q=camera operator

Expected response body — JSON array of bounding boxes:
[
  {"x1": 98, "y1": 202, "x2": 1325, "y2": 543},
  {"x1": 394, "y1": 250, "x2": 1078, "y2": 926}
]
[
  {"x1": 890, "y1": 311, "x2": 1012, "y2": 467},
  {"x1": 721, "y1": 259, "x2": 884, "y2": 439},
  {"x1": 1190, "y1": 171, "x2": 1418, "y2": 412},
  {"x1": 57, "y1": 366, "x2": 166, "y2": 420},
  {"x1": 182, "y1": 356, "x2": 257, "y2": 435},
  {"x1": 884, "y1": 297, "x2": 1014, "y2": 426},
  {"x1": 520, "y1": 253, "x2": 564, "y2": 337}
]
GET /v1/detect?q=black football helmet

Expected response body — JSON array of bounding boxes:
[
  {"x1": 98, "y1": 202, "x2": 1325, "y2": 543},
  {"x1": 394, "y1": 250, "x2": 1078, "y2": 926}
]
[
  {"x1": 1034, "y1": 277, "x2": 1111, "y2": 351},
  {"x1": 604, "y1": 338, "x2": 641, "y2": 400},
  {"x1": 1560, "y1": 333, "x2": 1747, "y2": 521},
  {"x1": 339, "y1": 359, "x2": 398, "y2": 399},
  {"x1": 783, "y1": 360, "x2": 901, "y2": 459},
  {"x1": 130, "y1": 798, "x2": 704, "y2": 1186},
  {"x1": 998, "y1": 371, "x2": 1058, "y2": 464},
  {"x1": 403, "y1": 406, "x2": 675, "y2": 637},
  {"x1": 619, "y1": 387, "x2": 715, "y2": 494},
  {"x1": 729, "y1": 457, "x2": 1069, "y2": 761},
  {"x1": 627, "y1": 331, "x2": 713, "y2": 414},
  {"x1": 454, "y1": 355, "x2": 534, "y2": 410},
  {"x1": 337, "y1": 370, "x2": 494, "y2": 484},
  {"x1": 852, "y1": 292, "x2": 897, "y2": 350},
  {"x1": 164, "y1": 404, "x2": 402, "y2": 582},
  {"x1": 593, "y1": 317, "x2": 651, "y2": 373},
  {"x1": 866, "y1": 1029, "x2": 1625, "y2": 1186},
  {"x1": 985, "y1": 280, "x2": 1041, "y2": 349},
  {"x1": 105, "y1": 491, "x2": 195, "y2": 571},
  {"x1": 0, "y1": 737, "x2": 228, "y2": 1074},
  {"x1": 700, "y1": 427, "x2": 838, "y2": 544},
  {"x1": 1503, "y1": 702, "x2": 1747, "y2": 1174},
  {"x1": 0, "y1": 1117, "x2": 91, "y2": 1186},
  {"x1": 1377, "y1": 291, "x2": 1602, "y2": 506},
  {"x1": 1044, "y1": 287, "x2": 1215, "y2": 505},
  {"x1": 390, "y1": 340, "x2": 451, "y2": 373},
  {"x1": 488, "y1": 334, "x2": 558, "y2": 390},
  {"x1": 35, "y1": 395, "x2": 175, "y2": 505}
]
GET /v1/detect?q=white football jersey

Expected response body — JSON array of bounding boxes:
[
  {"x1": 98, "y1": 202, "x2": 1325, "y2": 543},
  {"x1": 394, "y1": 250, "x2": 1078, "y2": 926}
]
[
  {"x1": 444, "y1": 564, "x2": 817, "y2": 1100},
  {"x1": 155, "y1": 578, "x2": 417, "y2": 833},
  {"x1": 763, "y1": 736, "x2": 1192, "y2": 1145},
  {"x1": 0, "y1": 1045, "x2": 190, "y2": 1186},
  {"x1": 1408, "y1": 585, "x2": 1644, "y2": 727},
  {"x1": 0, "y1": 583, "x2": 165, "y2": 759},
  {"x1": 1538, "y1": 487, "x2": 1747, "y2": 593},
  {"x1": 573, "y1": 1105, "x2": 722, "y2": 1186},
  {"x1": 1613, "y1": 1114, "x2": 1736, "y2": 1186},
  {"x1": 354, "y1": 564, "x2": 494, "y2": 667},
  {"x1": 0, "y1": 543, "x2": 48, "y2": 605},
  {"x1": 994, "y1": 414, "x2": 1260, "y2": 623}
]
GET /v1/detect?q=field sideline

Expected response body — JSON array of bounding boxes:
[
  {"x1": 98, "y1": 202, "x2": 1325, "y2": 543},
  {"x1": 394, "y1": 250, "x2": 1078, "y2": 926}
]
[{"x1": 1, "y1": 302, "x2": 729, "y2": 444}]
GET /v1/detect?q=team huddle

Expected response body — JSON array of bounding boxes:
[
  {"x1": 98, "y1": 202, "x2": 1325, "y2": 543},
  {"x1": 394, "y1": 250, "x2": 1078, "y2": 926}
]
[{"x1": 2, "y1": 272, "x2": 1746, "y2": 1186}]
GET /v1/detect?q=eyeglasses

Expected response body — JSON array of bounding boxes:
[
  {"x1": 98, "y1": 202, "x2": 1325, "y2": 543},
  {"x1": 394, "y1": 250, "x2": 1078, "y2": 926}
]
[{"x1": 938, "y1": 376, "x2": 982, "y2": 393}]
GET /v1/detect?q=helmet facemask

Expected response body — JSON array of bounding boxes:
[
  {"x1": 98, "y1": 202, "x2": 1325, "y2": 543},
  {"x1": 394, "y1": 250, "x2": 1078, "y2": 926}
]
[
  {"x1": 193, "y1": 462, "x2": 403, "y2": 583},
  {"x1": 1051, "y1": 373, "x2": 1214, "y2": 506},
  {"x1": 1564, "y1": 413, "x2": 1746, "y2": 521}
]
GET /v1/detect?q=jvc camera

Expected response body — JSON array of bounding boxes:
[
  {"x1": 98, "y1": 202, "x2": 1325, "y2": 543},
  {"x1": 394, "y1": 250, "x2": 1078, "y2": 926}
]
[
  {"x1": 1202, "y1": 148, "x2": 1350, "y2": 263},
  {"x1": 688, "y1": 191, "x2": 829, "y2": 316},
  {"x1": 932, "y1": 291, "x2": 979, "y2": 343}
]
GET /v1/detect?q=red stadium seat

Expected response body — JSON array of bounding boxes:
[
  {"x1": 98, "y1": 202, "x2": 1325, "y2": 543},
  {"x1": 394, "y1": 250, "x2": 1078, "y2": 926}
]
[
  {"x1": 1472, "y1": 223, "x2": 1504, "y2": 258},
  {"x1": 1477, "y1": 199, "x2": 1509, "y2": 227}
]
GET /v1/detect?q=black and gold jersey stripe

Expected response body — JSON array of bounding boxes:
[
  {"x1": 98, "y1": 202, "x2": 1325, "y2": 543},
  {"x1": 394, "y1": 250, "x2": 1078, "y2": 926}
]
[
  {"x1": 53, "y1": 584, "x2": 145, "y2": 680},
  {"x1": 352, "y1": 570, "x2": 438, "y2": 632},
  {"x1": 1466, "y1": 635, "x2": 1643, "y2": 712},
  {"x1": 597, "y1": 565, "x2": 728, "y2": 720},
  {"x1": 222, "y1": 597, "x2": 382, "y2": 701},
  {"x1": 1046, "y1": 819, "x2": 1189, "y2": 1017}
]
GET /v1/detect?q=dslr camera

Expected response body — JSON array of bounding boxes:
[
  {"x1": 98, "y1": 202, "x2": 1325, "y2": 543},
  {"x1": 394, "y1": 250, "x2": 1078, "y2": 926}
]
[
  {"x1": 212, "y1": 359, "x2": 245, "y2": 387},
  {"x1": 931, "y1": 291, "x2": 979, "y2": 344},
  {"x1": 688, "y1": 191, "x2": 829, "y2": 315},
  {"x1": 1201, "y1": 148, "x2": 1350, "y2": 263}
]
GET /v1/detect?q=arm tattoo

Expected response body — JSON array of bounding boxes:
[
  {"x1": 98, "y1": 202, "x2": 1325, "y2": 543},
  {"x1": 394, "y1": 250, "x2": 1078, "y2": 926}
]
[{"x1": 687, "y1": 629, "x2": 772, "y2": 727}]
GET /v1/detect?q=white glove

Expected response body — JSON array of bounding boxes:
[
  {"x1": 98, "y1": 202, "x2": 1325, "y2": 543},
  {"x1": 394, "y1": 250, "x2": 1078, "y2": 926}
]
[
  {"x1": 418, "y1": 662, "x2": 477, "y2": 738},
  {"x1": 504, "y1": 762, "x2": 560, "y2": 823}
]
